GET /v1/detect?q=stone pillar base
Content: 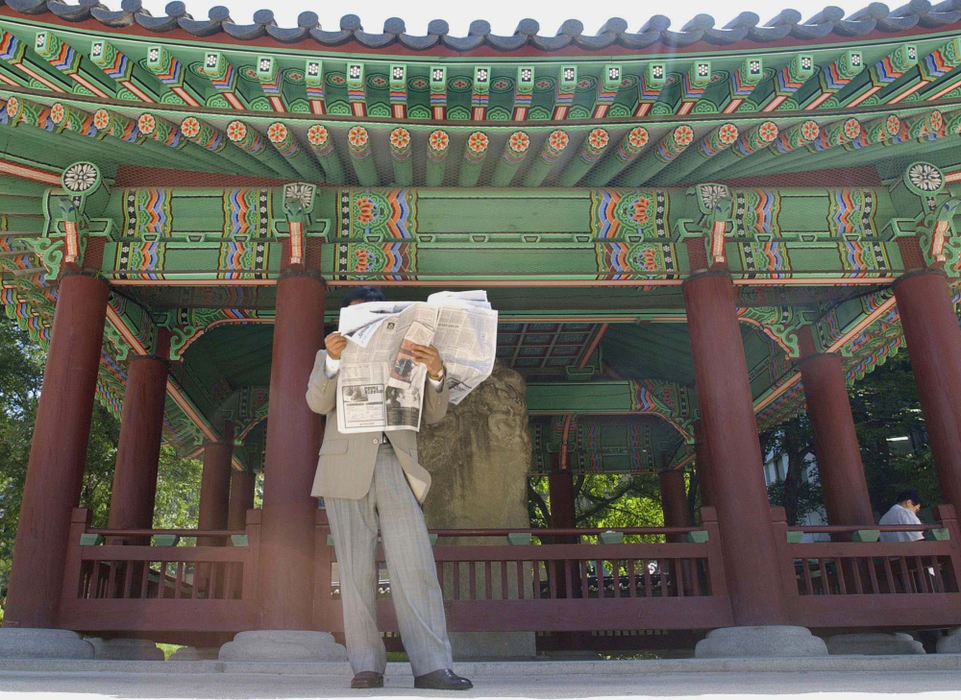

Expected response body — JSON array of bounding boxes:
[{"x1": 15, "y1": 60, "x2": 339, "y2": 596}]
[
  {"x1": 827, "y1": 632, "x2": 925, "y2": 655},
  {"x1": 695, "y1": 626, "x2": 828, "y2": 658},
  {"x1": 450, "y1": 631, "x2": 536, "y2": 659},
  {"x1": 218, "y1": 630, "x2": 347, "y2": 662},
  {"x1": 168, "y1": 646, "x2": 221, "y2": 660},
  {"x1": 87, "y1": 637, "x2": 165, "y2": 660},
  {"x1": 0, "y1": 628, "x2": 94, "y2": 659},
  {"x1": 936, "y1": 627, "x2": 961, "y2": 653}
]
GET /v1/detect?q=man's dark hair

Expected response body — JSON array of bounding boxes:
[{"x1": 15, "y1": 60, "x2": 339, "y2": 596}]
[
  {"x1": 895, "y1": 490, "x2": 921, "y2": 506},
  {"x1": 341, "y1": 286, "x2": 386, "y2": 307}
]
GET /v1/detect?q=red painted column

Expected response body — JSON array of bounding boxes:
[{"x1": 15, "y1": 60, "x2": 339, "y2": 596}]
[
  {"x1": 893, "y1": 269, "x2": 961, "y2": 508},
  {"x1": 259, "y1": 272, "x2": 326, "y2": 628},
  {"x1": 108, "y1": 333, "x2": 171, "y2": 540},
  {"x1": 198, "y1": 423, "x2": 234, "y2": 544},
  {"x1": 694, "y1": 419, "x2": 715, "y2": 509},
  {"x1": 659, "y1": 470, "x2": 691, "y2": 536},
  {"x1": 548, "y1": 470, "x2": 576, "y2": 531},
  {"x1": 683, "y1": 270, "x2": 788, "y2": 625},
  {"x1": 228, "y1": 470, "x2": 256, "y2": 531},
  {"x1": 796, "y1": 349, "x2": 873, "y2": 526},
  {"x1": 3, "y1": 272, "x2": 109, "y2": 628}
]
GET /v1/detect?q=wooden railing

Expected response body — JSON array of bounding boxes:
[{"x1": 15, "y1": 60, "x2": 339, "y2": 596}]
[
  {"x1": 58, "y1": 508, "x2": 259, "y2": 633},
  {"x1": 316, "y1": 507, "x2": 735, "y2": 633},
  {"x1": 56, "y1": 504, "x2": 961, "y2": 642},
  {"x1": 772, "y1": 504, "x2": 961, "y2": 628}
]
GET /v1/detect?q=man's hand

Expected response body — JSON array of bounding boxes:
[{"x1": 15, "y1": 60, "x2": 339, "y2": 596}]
[
  {"x1": 324, "y1": 332, "x2": 348, "y2": 360},
  {"x1": 411, "y1": 344, "x2": 444, "y2": 379}
]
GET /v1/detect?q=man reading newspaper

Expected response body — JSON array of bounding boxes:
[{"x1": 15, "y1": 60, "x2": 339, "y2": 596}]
[{"x1": 306, "y1": 286, "x2": 494, "y2": 691}]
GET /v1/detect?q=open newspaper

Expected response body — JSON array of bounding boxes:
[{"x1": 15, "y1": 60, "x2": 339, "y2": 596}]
[{"x1": 335, "y1": 290, "x2": 497, "y2": 434}]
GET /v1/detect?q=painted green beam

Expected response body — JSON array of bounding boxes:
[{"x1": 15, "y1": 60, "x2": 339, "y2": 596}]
[
  {"x1": 557, "y1": 128, "x2": 610, "y2": 186},
  {"x1": 226, "y1": 120, "x2": 301, "y2": 180},
  {"x1": 650, "y1": 123, "x2": 739, "y2": 186},
  {"x1": 491, "y1": 131, "x2": 531, "y2": 186},
  {"x1": 619, "y1": 125, "x2": 694, "y2": 186},
  {"x1": 389, "y1": 127, "x2": 413, "y2": 186},
  {"x1": 522, "y1": 129, "x2": 569, "y2": 187},
  {"x1": 425, "y1": 130, "x2": 450, "y2": 186},
  {"x1": 346, "y1": 125, "x2": 378, "y2": 186},
  {"x1": 305, "y1": 123, "x2": 346, "y2": 183},
  {"x1": 584, "y1": 127, "x2": 650, "y2": 186},
  {"x1": 458, "y1": 131, "x2": 489, "y2": 187}
]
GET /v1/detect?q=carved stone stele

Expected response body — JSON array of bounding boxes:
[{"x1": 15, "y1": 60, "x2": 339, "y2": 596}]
[{"x1": 419, "y1": 363, "x2": 534, "y2": 658}]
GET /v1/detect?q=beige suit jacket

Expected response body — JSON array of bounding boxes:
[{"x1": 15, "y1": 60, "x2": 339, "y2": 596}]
[{"x1": 305, "y1": 350, "x2": 449, "y2": 503}]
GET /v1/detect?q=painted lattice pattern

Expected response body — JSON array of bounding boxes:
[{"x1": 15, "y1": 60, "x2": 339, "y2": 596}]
[
  {"x1": 595, "y1": 242, "x2": 678, "y2": 280},
  {"x1": 590, "y1": 189, "x2": 669, "y2": 240},
  {"x1": 339, "y1": 188, "x2": 417, "y2": 240},
  {"x1": 335, "y1": 242, "x2": 417, "y2": 280}
]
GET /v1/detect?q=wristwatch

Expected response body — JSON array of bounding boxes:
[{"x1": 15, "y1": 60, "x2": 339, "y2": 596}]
[{"x1": 428, "y1": 366, "x2": 445, "y2": 381}]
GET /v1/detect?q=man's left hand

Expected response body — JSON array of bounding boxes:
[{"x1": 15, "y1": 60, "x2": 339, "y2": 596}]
[{"x1": 410, "y1": 344, "x2": 444, "y2": 379}]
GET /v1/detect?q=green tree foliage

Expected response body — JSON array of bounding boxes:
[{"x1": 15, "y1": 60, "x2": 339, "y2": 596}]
[
  {"x1": 761, "y1": 350, "x2": 939, "y2": 524},
  {"x1": 528, "y1": 473, "x2": 666, "y2": 541},
  {"x1": 0, "y1": 318, "x2": 203, "y2": 593},
  {"x1": 848, "y1": 352, "x2": 939, "y2": 512}
]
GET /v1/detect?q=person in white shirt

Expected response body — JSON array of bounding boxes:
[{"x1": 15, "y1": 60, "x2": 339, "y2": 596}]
[{"x1": 878, "y1": 490, "x2": 924, "y2": 542}]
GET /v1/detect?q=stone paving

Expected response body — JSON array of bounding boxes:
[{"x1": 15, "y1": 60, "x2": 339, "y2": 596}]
[{"x1": 2, "y1": 658, "x2": 961, "y2": 699}]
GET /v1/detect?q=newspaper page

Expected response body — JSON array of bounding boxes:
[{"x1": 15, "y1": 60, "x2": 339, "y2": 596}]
[{"x1": 335, "y1": 291, "x2": 497, "y2": 433}]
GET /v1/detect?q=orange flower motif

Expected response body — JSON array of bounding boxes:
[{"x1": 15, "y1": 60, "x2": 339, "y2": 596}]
[
  {"x1": 587, "y1": 128, "x2": 608, "y2": 150},
  {"x1": 181, "y1": 117, "x2": 200, "y2": 138},
  {"x1": 137, "y1": 114, "x2": 156, "y2": 134},
  {"x1": 226, "y1": 121, "x2": 246, "y2": 141},
  {"x1": 307, "y1": 124, "x2": 328, "y2": 145},
  {"x1": 467, "y1": 131, "x2": 488, "y2": 153},
  {"x1": 628, "y1": 127, "x2": 649, "y2": 149},
  {"x1": 390, "y1": 128, "x2": 411, "y2": 150},
  {"x1": 355, "y1": 197, "x2": 376, "y2": 225},
  {"x1": 718, "y1": 123, "x2": 738, "y2": 144},
  {"x1": 268, "y1": 122, "x2": 288, "y2": 143},
  {"x1": 348, "y1": 126, "x2": 368, "y2": 148},
  {"x1": 843, "y1": 119, "x2": 860, "y2": 139},
  {"x1": 93, "y1": 109, "x2": 110, "y2": 130},
  {"x1": 508, "y1": 131, "x2": 530, "y2": 152},
  {"x1": 801, "y1": 120, "x2": 819, "y2": 141},
  {"x1": 631, "y1": 197, "x2": 652, "y2": 224},
  {"x1": 930, "y1": 111, "x2": 944, "y2": 133},
  {"x1": 429, "y1": 130, "x2": 449, "y2": 151},
  {"x1": 5, "y1": 97, "x2": 19, "y2": 118},
  {"x1": 758, "y1": 121, "x2": 778, "y2": 142},
  {"x1": 674, "y1": 125, "x2": 694, "y2": 146},
  {"x1": 548, "y1": 130, "x2": 569, "y2": 151},
  {"x1": 885, "y1": 115, "x2": 901, "y2": 136},
  {"x1": 50, "y1": 103, "x2": 65, "y2": 124}
]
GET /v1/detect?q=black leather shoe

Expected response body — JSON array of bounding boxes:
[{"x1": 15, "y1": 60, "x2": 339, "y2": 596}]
[
  {"x1": 414, "y1": 668, "x2": 473, "y2": 690},
  {"x1": 350, "y1": 671, "x2": 384, "y2": 689}
]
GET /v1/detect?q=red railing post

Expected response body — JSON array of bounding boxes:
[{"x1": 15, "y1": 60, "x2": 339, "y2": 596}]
[
  {"x1": 770, "y1": 506, "x2": 801, "y2": 621},
  {"x1": 59, "y1": 508, "x2": 92, "y2": 619},
  {"x1": 698, "y1": 506, "x2": 729, "y2": 599},
  {"x1": 242, "y1": 509, "x2": 262, "y2": 605},
  {"x1": 934, "y1": 504, "x2": 961, "y2": 592}
]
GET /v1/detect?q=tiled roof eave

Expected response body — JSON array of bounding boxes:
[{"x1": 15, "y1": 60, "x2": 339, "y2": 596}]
[{"x1": 1, "y1": 1, "x2": 961, "y2": 56}]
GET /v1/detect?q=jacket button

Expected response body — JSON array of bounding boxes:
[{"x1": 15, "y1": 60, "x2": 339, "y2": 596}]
[{"x1": 371, "y1": 437, "x2": 380, "y2": 444}]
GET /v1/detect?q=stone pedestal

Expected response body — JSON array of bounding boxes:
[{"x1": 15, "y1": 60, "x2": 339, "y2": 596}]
[
  {"x1": 0, "y1": 628, "x2": 94, "y2": 659},
  {"x1": 218, "y1": 630, "x2": 346, "y2": 661},
  {"x1": 826, "y1": 632, "x2": 925, "y2": 655},
  {"x1": 695, "y1": 626, "x2": 828, "y2": 658},
  {"x1": 168, "y1": 646, "x2": 221, "y2": 660},
  {"x1": 450, "y1": 631, "x2": 535, "y2": 660},
  {"x1": 87, "y1": 637, "x2": 165, "y2": 660}
]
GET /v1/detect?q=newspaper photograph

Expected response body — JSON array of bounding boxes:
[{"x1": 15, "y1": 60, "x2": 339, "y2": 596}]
[{"x1": 335, "y1": 290, "x2": 497, "y2": 434}]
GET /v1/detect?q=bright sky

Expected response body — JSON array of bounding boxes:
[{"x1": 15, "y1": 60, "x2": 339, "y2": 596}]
[{"x1": 138, "y1": 0, "x2": 874, "y2": 36}]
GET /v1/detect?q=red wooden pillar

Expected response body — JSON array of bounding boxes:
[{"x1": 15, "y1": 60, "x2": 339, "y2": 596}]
[
  {"x1": 796, "y1": 332, "x2": 873, "y2": 526},
  {"x1": 683, "y1": 270, "x2": 789, "y2": 625},
  {"x1": 108, "y1": 332, "x2": 171, "y2": 539},
  {"x1": 548, "y1": 470, "x2": 576, "y2": 531},
  {"x1": 198, "y1": 423, "x2": 234, "y2": 543},
  {"x1": 893, "y1": 269, "x2": 961, "y2": 508},
  {"x1": 659, "y1": 470, "x2": 691, "y2": 536},
  {"x1": 694, "y1": 419, "x2": 715, "y2": 509},
  {"x1": 258, "y1": 271, "x2": 326, "y2": 628},
  {"x1": 3, "y1": 273, "x2": 109, "y2": 628},
  {"x1": 228, "y1": 470, "x2": 256, "y2": 531}
]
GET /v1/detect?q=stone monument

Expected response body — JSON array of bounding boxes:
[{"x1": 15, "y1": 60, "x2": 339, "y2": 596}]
[{"x1": 419, "y1": 363, "x2": 534, "y2": 658}]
